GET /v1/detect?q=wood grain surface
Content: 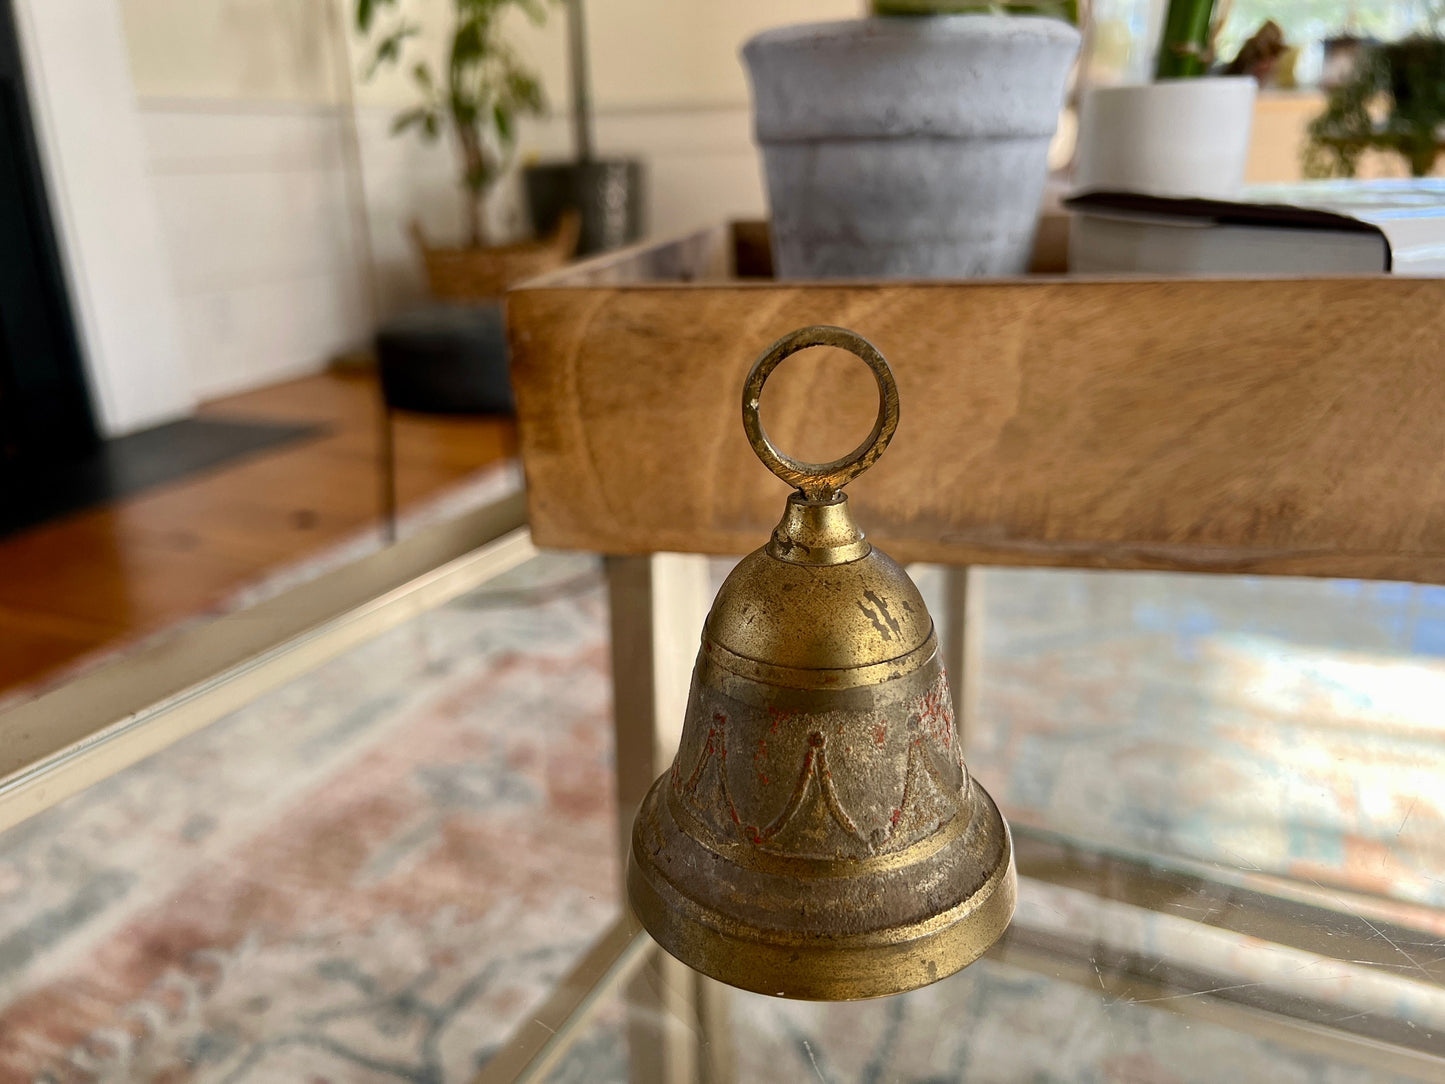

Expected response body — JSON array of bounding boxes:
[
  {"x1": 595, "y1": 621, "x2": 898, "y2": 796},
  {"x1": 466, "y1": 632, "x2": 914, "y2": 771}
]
[
  {"x1": 509, "y1": 228, "x2": 1445, "y2": 582},
  {"x1": 0, "y1": 372, "x2": 517, "y2": 694}
]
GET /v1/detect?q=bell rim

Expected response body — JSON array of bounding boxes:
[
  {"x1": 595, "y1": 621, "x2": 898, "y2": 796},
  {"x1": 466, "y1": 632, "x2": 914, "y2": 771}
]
[{"x1": 628, "y1": 783, "x2": 1017, "y2": 1001}]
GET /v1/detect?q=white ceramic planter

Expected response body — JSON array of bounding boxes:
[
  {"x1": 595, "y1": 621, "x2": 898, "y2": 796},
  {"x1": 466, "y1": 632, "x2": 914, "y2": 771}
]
[
  {"x1": 1074, "y1": 77, "x2": 1258, "y2": 199},
  {"x1": 742, "y1": 16, "x2": 1080, "y2": 279}
]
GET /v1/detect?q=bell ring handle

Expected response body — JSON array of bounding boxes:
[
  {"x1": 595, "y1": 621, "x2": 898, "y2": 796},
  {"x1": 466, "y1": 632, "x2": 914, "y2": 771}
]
[{"x1": 742, "y1": 325, "x2": 900, "y2": 501}]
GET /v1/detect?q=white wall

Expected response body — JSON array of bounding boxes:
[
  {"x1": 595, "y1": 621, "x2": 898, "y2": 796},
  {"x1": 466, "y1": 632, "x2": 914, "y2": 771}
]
[
  {"x1": 353, "y1": 102, "x2": 771, "y2": 317},
  {"x1": 139, "y1": 101, "x2": 372, "y2": 399},
  {"x1": 13, "y1": 0, "x2": 193, "y2": 434},
  {"x1": 34, "y1": 1, "x2": 1322, "y2": 410},
  {"x1": 115, "y1": 0, "x2": 860, "y2": 400}
]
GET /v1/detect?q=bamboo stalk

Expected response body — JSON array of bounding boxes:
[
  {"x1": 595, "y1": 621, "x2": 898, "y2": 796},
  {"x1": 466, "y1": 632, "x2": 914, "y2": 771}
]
[{"x1": 1155, "y1": 0, "x2": 1216, "y2": 79}]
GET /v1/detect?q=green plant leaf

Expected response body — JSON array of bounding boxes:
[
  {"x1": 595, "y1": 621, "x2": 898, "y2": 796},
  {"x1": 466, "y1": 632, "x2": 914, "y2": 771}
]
[
  {"x1": 504, "y1": 67, "x2": 545, "y2": 113},
  {"x1": 452, "y1": 17, "x2": 486, "y2": 65},
  {"x1": 381, "y1": 0, "x2": 558, "y2": 204},
  {"x1": 364, "y1": 24, "x2": 419, "y2": 79},
  {"x1": 391, "y1": 106, "x2": 429, "y2": 134},
  {"x1": 1306, "y1": 41, "x2": 1445, "y2": 178},
  {"x1": 356, "y1": 0, "x2": 401, "y2": 33}
]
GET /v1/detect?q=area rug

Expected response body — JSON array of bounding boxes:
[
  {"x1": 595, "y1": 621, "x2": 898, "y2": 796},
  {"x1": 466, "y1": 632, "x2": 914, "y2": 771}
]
[
  {"x1": 547, "y1": 935, "x2": 1430, "y2": 1084},
  {"x1": 956, "y1": 567, "x2": 1445, "y2": 911},
  {"x1": 0, "y1": 550, "x2": 614, "y2": 1082}
]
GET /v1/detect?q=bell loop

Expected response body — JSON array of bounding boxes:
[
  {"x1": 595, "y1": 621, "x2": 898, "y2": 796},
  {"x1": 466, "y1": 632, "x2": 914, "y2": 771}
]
[{"x1": 741, "y1": 325, "x2": 900, "y2": 502}]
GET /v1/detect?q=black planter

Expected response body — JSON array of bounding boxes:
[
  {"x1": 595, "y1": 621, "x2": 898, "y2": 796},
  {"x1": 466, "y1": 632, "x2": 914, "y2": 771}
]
[
  {"x1": 1385, "y1": 38, "x2": 1445, "y2": 117},
  {"x1": 1320, "y1": 35, "x2": 1371, "y2": 90},
  {"x1": 524, "y1": 158, "x2": 644, "y2": 257}
]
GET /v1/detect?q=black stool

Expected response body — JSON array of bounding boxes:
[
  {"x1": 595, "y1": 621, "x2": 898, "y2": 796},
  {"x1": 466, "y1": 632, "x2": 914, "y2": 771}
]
[{"x1": 375, "y1": 302, "x2": 512, "y2": 540}]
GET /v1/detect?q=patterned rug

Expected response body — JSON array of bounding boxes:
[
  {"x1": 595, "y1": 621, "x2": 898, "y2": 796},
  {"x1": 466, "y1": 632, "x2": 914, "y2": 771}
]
[
  {"x1": 548, "y1": 938, "x2": 1431, "y2": 1084},
  {"x1": 0, "y1": 551, "x2": 614, "y2": 1082},
  {"x1": 2, "y1": 528, "x2": 1444, "y2": 1080},
  {"x1": 958, "y1": 568, "x2": 1445, "y2": 912}
]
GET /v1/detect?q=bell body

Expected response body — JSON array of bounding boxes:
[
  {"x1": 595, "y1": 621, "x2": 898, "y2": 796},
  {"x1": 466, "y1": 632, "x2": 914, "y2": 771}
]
[{"x1": 628, "y1": 492, "x2": 1016, "y2": 1000}]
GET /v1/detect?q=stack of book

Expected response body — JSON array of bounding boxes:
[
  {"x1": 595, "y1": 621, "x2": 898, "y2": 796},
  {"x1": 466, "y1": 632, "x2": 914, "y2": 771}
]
[{"x1": 1066, "y1": 179, "x2": 1445, "y2": 275}]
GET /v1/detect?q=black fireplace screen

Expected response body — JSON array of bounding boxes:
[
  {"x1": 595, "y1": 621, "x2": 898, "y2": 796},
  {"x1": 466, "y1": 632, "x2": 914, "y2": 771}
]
[{"x1": 0, "y1": 0, "x2": 97, "y2": 481}]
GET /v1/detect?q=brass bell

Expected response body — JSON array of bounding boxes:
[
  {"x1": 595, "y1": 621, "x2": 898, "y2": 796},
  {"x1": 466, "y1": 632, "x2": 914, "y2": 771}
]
[{"x1": 628, "y1": 325, "x2": 1016, "y2": 1000}]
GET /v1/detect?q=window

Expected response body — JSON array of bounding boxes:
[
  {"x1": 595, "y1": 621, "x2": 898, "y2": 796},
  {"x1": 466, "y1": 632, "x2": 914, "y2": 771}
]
[
  {"x1": 1220, "y1": 0, "x2": 1440, "y2": 59},
  {"x1": 1088, "y1": 0, "x2": 1442, "y2": 85}
]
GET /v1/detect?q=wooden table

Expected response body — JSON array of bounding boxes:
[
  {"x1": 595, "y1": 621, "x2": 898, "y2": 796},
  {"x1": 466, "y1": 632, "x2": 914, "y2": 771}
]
[{"x1": 506, "y1": 222, "x2": 1445, "y2": 1082}]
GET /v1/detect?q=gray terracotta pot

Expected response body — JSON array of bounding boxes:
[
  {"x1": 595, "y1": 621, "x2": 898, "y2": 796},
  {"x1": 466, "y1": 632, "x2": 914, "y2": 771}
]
[{"x1": 743, "y1": 16, "x2": 1079, "y2": 279}]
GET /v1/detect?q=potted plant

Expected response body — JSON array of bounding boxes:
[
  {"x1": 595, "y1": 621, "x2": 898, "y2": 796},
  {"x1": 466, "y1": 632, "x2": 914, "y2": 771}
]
[
  {"x1": 523, "y1": 1, "x2": 644, "y2": 256},
  {"x1": 1073, "y1": 0, "x2": 1262, "y2": 200},
  {"x1": 742, "y1": 2, "x2": 1081, "y2": 279},
  {"x1": 1305, "y1": 10, "x2": 1445, "y2": 179},
  {"x1": 356, "y1": 0, "x2": 579, "y2": 299}
]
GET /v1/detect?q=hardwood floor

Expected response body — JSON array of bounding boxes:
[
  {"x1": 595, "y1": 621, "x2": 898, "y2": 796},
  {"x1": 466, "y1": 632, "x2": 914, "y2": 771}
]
[{"x1": 0, "y1": 369, "x2": 517, "y2": 696}]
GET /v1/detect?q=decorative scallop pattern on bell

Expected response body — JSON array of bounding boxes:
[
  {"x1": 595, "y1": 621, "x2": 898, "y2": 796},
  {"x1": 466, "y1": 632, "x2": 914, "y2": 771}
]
[
  {"x1": 671, "y1": 668, "x2": 964, "y2": 860},
  {"x1": 628, "y1": 326, "x2": 1016, "y2": 1001}
]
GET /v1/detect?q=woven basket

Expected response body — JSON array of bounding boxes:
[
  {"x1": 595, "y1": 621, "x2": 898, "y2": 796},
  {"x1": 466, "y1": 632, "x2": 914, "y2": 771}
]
[{"x1": 414, "y1": 211, "x2": 580, "y2": 300}]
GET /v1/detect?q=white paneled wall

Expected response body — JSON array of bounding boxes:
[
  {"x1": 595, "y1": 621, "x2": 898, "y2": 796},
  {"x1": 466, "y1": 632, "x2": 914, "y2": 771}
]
[
  {"x1": 117, "y1": 0, "x2": 860, "y2": 402},
  {"x1": 141, "y1": 103, "x2": 369, "y2": 399},
  {"x1": 141, "y1": 98, "x2": 766, "y2": 398}
]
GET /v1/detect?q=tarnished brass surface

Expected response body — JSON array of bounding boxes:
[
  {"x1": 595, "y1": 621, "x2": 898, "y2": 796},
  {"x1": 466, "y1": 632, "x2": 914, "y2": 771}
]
[
  {"x1": 741, "y1": 324, "x2": 900, "y2": 502},
  {"x1": 628, "y1": 326, "x2": 1016, "y2": 1000}
]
